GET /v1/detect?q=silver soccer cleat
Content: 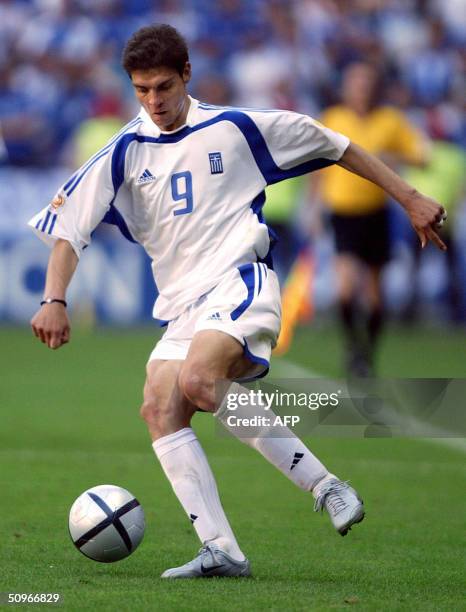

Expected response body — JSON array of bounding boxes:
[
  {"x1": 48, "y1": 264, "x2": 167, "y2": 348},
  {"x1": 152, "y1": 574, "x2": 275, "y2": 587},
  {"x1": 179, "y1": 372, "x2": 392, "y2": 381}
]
[
  {"x1": 161, "y1": 543, "x2": 251, "y2": 579},
  {"x1": 314, "y1": 478, "x2": 365, "y2": 536}
]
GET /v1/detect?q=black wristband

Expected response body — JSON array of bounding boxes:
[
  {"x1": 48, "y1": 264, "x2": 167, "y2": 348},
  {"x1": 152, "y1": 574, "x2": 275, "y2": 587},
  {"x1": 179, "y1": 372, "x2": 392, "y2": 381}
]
[{"x1": 40, "y1": 298, "x2": 67, "y2": 307}]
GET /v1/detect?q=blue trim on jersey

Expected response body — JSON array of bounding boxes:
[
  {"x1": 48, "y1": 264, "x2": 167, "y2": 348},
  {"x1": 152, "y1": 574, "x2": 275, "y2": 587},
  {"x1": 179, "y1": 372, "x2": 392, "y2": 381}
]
[
  {"x1": 257, "y1": 262, "x2": 262, "y2": 294},
  {"x1": 41, "y1": 211, "x2": 51, "y2": 232},
  {"x1": 250, "y1": 191, "x2": 276, "y2": 270},
  {"x1": 251, "y1": 190, "x2": 266, "y2": 217},
  {"x1": 111, "y1": 133, "x2": 139, "y2": 193},
  {"x1": 110, "y1": 111, "x2": 335, "y2": 188},
  {"x1": 222, "y1": 111, "x2": 336, "y2": 184},
  {"x1": 230, "y1": 263, "x2": 255, "y2": 321},
  {"x1": 63, "y1": 174, "x2": 78, "y2": 194},
  {"x1": 101, "y1": 200, "x2": 137, "y2": 243},
  {"x1": 73, "y1": 132, "x2": 142, "y2": 244},
  {"x1": 154, "y1": 318, "x2": 169, "y2": 327},
  {"x1": 64, "y1": 118, "x2": 143, "y2": 196},
  {"x1": 198, "y1": 102, "x2": 283, "y2": 114},
  {"x1": 65, "y1": 149, "x2": 111, "y2": 197},
  {"x1": 63, "y1": 117, "x2": 142, "y2": 192},
  {"x1": 106, "y1": 110, "x2": 336, "y2": 253},
  {"x1": 48, "y1": 213, "x2": 57, "y2": 235}
]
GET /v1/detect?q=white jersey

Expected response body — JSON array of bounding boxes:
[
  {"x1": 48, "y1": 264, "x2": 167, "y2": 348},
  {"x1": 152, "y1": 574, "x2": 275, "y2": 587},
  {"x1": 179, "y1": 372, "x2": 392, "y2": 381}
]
[{"x1": 29, "y1": 96, "x2": 349, "y2": 323}]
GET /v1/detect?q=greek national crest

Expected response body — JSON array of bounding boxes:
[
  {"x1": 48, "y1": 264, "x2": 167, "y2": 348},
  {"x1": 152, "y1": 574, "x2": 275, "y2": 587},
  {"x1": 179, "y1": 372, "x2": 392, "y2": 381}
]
[{"x1": 209, "y1": 152, "x2": 223, "y2": 174}]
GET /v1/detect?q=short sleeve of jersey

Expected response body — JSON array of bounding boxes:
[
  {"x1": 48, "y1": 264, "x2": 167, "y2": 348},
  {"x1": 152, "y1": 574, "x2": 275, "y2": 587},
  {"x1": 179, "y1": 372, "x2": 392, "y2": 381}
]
[
  {"x1": 28, "y1": 151, "x2": 115, "y2": 257},
  {"x1": 243, "y1": 109, "x2": 349, "y2": 183}
]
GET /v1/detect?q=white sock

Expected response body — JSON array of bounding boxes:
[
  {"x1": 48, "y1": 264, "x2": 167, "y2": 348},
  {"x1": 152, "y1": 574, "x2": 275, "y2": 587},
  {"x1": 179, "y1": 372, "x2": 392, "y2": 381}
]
[
  {"x1": 152, "y1": 427, "x2": 245, "y2": 561},
  {"x1": 311, "y1": 472, "x2": 338, "y2": 500},
  {"x1": 215, "y1": 382, "x2": 329, "y2": 492}
]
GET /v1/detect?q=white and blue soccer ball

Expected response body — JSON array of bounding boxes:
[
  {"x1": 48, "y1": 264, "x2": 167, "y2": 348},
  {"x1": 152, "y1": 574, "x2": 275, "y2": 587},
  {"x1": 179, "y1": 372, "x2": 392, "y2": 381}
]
[{"x1": 69, "y1": 484, "x2": 145, "y2": 563}]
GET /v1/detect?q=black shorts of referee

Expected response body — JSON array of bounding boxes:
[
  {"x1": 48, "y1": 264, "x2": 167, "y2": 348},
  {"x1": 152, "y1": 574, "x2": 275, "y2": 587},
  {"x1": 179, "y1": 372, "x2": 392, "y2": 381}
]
[{"x1": 329, "y1": 206, "x2": 390, "y2": 267}]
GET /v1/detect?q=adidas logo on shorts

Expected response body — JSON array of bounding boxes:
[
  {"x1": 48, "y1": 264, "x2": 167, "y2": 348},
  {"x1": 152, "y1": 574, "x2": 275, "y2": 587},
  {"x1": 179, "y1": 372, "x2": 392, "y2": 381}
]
[{"x1": 207, "y1": 312, "x2": 222, "y2": 321}]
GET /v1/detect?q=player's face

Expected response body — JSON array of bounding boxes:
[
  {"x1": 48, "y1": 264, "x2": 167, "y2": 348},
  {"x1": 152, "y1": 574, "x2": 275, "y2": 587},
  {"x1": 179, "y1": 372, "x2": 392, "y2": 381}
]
[{"x1": 131, "y1": 63, "x2": 191, "y2": 131}]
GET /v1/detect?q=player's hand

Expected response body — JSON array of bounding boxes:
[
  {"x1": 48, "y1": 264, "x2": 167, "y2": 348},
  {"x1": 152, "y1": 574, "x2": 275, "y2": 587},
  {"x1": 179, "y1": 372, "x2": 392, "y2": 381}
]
[
  {"x1": 404, "y1": 193, "x2": 447, "y2": 251},
  {"x1": 31, "y1": 303, "x2": 71, "y2": 349}
]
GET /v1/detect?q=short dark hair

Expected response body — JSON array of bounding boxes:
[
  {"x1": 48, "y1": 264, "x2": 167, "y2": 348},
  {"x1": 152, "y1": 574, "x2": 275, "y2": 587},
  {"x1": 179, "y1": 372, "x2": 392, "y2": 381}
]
[{"x1": 122, "y1": 24, "x2": 189, "y2": 77}]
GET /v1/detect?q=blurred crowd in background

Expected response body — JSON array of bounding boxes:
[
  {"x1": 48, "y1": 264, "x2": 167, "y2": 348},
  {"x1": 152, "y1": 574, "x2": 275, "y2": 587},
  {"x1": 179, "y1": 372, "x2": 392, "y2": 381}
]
[
  {"x1": 0, "y1": 0, "x2": 465, "y2": 330},
  {"x1": 0, "y1": 0, "x2": 464, "y2": 165}
]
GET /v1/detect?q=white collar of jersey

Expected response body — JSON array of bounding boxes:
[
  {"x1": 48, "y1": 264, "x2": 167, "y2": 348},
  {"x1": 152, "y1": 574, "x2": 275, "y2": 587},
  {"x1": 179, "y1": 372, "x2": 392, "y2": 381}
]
[{"x1": 138, "y1": 96, "x2": 199, "y2": 137}]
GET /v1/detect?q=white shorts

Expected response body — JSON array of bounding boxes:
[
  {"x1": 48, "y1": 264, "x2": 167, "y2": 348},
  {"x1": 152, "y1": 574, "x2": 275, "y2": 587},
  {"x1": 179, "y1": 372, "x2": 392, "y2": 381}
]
[{"x1": 148, "y1": 263, "x2": 281, "y2": 381}]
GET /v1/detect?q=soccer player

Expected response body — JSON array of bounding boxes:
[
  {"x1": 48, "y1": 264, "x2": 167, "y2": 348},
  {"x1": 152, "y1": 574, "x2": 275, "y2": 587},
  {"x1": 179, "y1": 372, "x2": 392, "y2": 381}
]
[{"x1": 29, "y1": 25, "x2": 447, "y2": 578}]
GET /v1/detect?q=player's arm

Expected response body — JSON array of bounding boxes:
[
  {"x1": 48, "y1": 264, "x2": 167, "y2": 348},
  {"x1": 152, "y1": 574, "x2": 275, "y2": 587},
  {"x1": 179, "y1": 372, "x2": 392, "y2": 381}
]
[
  {"x1": 30, "y1": 239, "x2": 78, "y2": 350},
  {"x1": 338, "y1": 142, "x2": 446, "y2": 250}
]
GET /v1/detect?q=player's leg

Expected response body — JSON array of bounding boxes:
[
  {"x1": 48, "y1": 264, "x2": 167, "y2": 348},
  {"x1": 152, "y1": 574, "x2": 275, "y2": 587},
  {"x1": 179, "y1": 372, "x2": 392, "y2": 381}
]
[
  {"x1": 365, "y1": 263, "x2": 384, "y2": 370},
  {"x1": 335, "y1": 251, "x2": 359, "y2": 336},
  {"x1": 179, "y1": 329, "x2": 364, "y2": 536},
  {"x1": 334, "y1": 253, "x2": 369, "y2": 375},
  {"x1": 329, "y1": 212, "x2": 370, "y2": 376},
  {"x1": 214, "y1": 378, "x2": 364, "y2": 536},
  {"x1": 361, "y1": 206, "x2": 390, "y2": 374},
  {"x1": 141, "y1": 358, "x2": 249, "y2": 576},
  {"x1": 178, "y1": 329, "x2": 254, "y2": 411},
  {"x1": 141, "y1": 358, "x2": 194, "y2": 439},
  {"x1": 180, "y1": 330, "x2": 328, "y2": 490}
]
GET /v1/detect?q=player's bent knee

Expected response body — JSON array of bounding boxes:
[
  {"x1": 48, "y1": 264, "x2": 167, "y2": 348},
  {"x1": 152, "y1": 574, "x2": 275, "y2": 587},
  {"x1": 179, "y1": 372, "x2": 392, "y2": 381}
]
[{"x1": 179, "y1": 369, "x2": 216, "y2": 412}]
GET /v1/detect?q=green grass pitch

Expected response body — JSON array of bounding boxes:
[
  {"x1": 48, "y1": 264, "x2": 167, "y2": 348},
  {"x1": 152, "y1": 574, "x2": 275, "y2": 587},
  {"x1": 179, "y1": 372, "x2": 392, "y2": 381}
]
[{"x1": 1, "y1": 324, "x2": 465, "y2": 611}]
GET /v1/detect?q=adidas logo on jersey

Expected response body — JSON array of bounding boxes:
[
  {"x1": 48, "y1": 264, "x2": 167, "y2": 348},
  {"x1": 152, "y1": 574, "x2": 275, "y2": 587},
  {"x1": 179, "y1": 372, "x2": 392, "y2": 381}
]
[
  {"x1": 137, "y1": 169, "x2": 157, "y2": 184},
  {"x1": 207, "y1": 312, "x2": 222, "y2": 321}
]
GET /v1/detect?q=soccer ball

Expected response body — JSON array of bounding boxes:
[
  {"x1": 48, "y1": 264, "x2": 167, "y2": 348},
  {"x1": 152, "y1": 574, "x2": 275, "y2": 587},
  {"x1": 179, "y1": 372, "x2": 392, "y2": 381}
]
[{"x1": 68, "y1": 484, "x2": 145, "y2": 563}]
